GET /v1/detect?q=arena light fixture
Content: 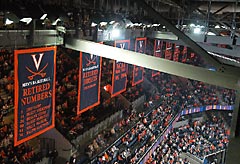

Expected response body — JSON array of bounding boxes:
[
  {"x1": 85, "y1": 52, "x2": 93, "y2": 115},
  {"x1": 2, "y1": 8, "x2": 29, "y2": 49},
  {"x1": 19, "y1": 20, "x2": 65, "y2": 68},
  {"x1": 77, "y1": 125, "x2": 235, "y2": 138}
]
[
  {"x1": 91, "y1": 22, "x2": 98, "y2": 27},
  {"x1": 190, "y1": 23, "x2": 195, "y2": 27},
  {"x1": 193, "y1": 27, "x2": 201, "y2": 34},
  {"x1": 109, "y1": 21, "x2": 115, "y2": 25},
  {"x1": 52, "y1": 18, "x2": 61, "y2": 26},
  {"x1": 111, "y1": 28, "x2": 120, "y2": 38},
  {"x1": 40, "y1": 14, "x2": 47, "y2": 20},
  {"x1": 5, "y1": 18, "x2": 13, "y2": 25},
  {"x1": 207, "y1": 31, "x2": 216, "y2": 35},
  {"x1": 152, "y1": 24, "x2": 160, "y2": 27},
  {"x1": 20, "y1": 18, "x2": 32, "y2": 25},
  {"x1": 100, "y1": 22, "x2": 108, "y2": 26},
  {"x1": 4, "y1": 11, "x2": 19, "y2": 25}
]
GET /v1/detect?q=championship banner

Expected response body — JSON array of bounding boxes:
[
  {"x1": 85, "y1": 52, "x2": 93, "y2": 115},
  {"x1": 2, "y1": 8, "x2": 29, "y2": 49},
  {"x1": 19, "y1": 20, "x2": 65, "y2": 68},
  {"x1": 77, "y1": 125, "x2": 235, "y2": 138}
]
[
  {"x1": 14, "y1": 46, "x2": 56, "y2": 146},
  {"x1": 77, "y1": 52, "x2": 102, "y2": 115},
  {"x1": 152, "y1": 39, "x2": 163, "y2": 77},
  {"x1": 164, "y1": 42, "x2": 173, "y2": 60},
  {"x1": 181, "y1": 46, "x2": 188, "y2": 63},
  {"x1": 132, "y1": 38, "x2": 146, "y2": 86},
  {"x1": 111, "y1": 40, "x2": 130, "y2": 97},
  {"x1": 173, "y1": 44, "x2": 180, "y2": 62}
]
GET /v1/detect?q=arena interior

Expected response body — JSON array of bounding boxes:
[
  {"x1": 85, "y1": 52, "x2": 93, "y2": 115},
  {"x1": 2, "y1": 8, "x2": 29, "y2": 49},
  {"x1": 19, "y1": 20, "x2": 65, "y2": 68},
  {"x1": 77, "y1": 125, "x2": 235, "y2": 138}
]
[{"x1": 0, "y1": 0, "x2": 239, "y2": 164}]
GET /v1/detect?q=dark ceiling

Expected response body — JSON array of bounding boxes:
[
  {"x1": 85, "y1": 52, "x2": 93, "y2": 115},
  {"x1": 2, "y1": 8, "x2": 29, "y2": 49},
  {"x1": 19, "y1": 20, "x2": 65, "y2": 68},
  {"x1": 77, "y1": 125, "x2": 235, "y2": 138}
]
[
  {"x1": 1, "y1": 0, "x2": 239, "y2": 27},
  {"x1": 0, "y1": 0, "x2": 240, "y2": 67}
]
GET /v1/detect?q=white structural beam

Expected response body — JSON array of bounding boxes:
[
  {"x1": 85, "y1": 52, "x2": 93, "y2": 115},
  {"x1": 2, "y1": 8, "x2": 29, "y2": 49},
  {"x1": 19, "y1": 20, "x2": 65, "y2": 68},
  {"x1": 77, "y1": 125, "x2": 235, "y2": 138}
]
[{"x1": 65, "y1": 39, "x2": 240, "y2": 90}]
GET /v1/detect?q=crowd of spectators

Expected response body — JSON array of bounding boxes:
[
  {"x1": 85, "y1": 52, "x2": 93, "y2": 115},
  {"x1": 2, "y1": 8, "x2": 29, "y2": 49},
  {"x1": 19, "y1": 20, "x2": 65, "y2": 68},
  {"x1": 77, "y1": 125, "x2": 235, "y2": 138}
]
[
  {"x1": 0, "y1": 50, "x2": 14, "y2": 116},
  {"x1": 0, "y1": 50, "x2": 42, "y2": 164},
  {"x1": 145, "y1": 111, "x2": 229, "y2": 164},
  {"x1": 0, "y1": 122, "x2": 43, "y2": 164},
  {"x1": 188, "y1": 80, "x2": 236, "y2": 106},
  {"x1": 0, "y1": 41, "x2": 236, "y2": 164},
  {"x1": 88, "y1": 69, "x2": 235, "y2": 164},
  {"x1": 85, "y1": 109, "x2": 137, "y2": 158},
  {"x1": 221, "y1": 88, "x2": 235, "y2": 105},
  {"x1": 55, "y1": 47, "x2": 147, "y2": 142},
  {"x1": 189, "y1": 80, "x2": 219, "y2": 106},
  {"x1": 90, "y1": 73, "x2": 187, "y2": 164},
  {"x1": 92, "y1": 104, "x2": 175, "y2": 164}
]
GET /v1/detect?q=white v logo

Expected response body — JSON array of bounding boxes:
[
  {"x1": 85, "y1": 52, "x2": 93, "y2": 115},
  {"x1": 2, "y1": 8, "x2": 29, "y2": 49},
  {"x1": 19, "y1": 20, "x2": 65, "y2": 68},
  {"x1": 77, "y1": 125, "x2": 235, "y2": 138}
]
[
  {"x1": 139, "y1": 41, "x2": 143, "y2": 48},
  {"x1": 31, "y1": 53, "x2": 44, "y2": 71},
  {"x1": 90, "y1": 54, "x2": 94, "y2": 60},
  {"x1": 120, "y1": 43, "x2": 125, "y2": 49}
]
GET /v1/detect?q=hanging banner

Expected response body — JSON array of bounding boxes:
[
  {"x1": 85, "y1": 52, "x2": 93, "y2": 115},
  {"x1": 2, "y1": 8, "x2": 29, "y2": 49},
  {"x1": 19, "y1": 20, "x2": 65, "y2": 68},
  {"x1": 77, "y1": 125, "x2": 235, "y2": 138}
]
[
  {"x1": 111, "y1": 40, "x2": 130, "y2": 97},
  {"x1": 181, "y1": 46, "x2": 188, "y2": 63},
  {"x1": 77, "y1": 52, "x2": 102, "y2": 115},
  {"x1": 152, "y1": 39, "x2": 163, "y2": 77},
  {"x1": 132, "y1": 37, "x2": 146, "y2": 86},
  {"x1": 164, "y1": 42, "x2": 173, "y2": 60},
  {"x1": 14, "y1": 46, "x2": 56, "y2": 146},
  {"x1": 173, "y1": 44, "x2": 180, "y2": 62}
]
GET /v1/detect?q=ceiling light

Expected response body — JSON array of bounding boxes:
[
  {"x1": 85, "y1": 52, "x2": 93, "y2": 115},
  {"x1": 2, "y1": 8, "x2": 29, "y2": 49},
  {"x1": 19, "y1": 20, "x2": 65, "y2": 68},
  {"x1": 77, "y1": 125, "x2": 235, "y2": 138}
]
[
  {"x1": 152, "y1": 24, "x2": 160, "y2": 27},
  {"x1": 20, "y1": 18, "x2": 32, "y2": 25},
  {"x1": 207, "y1": 32, "x2": 216, "y2": 35},
  {"x1": 91, "y1": 22, "x2": 98, "y2": 27},
  {"x1": 5, "y1": 18, "x2": 13, "y2": 25},
  {"x1": 111, "y1": 29, "x2": 120, "y2": 38},
  {"x1": 109, "y1": 21, "x2": 115, "y2": 25},
  {"x1": 40, "y1": 14, "x2": 47, "y2": 20},
  {"x1": 52, "y1": 18, "x2": 61, "y2": 26},
  {"x1": 193, "y1": 27, "x2": 201, "y2": 34},
  {"x1": 190, "y1": 23, "x2": 195, "y2": 27},
  {"x1": 100, "y1": 22, "x2": 108, "y2": 26}
]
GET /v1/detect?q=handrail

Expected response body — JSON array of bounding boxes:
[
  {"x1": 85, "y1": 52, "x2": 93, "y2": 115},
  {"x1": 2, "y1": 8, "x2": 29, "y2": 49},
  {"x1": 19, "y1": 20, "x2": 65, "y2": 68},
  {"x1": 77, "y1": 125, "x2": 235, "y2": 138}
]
[
  {"x1": 204, "y1": 149, "x2": 226, "y2": 159},
  {"x1": 185, "y1": 152, "x2": 203, "y2": 163},
  {"x1": 136, "y1": 105, "x2": 230, "y2": 164},
  {"x1": 89, "y1": 101, "x2": 161, "y2": 163},
  {"x1": 136, "y1": 110, "x2": 181, "y2": 164}
]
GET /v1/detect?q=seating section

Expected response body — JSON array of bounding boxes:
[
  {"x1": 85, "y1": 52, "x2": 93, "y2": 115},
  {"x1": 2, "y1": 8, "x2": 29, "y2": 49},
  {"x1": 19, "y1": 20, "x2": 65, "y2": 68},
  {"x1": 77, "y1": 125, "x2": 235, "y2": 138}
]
[
  {"x1": 0, "y1": 45, "x2": 235, "y2": 164},
  {"x1": 0, "y1": 50, "x2": 14, "y2": 116},
  {"x1": 146, "y1": 111, "x2": 229, "y2": 164},
  {"x1": 90, "y1": 73, "x2": 207, "y2": 163}
]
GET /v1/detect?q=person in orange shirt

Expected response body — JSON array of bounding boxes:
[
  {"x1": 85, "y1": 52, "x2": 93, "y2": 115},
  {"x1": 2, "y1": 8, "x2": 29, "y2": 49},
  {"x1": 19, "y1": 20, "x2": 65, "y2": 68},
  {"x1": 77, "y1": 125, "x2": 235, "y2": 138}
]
[{"x1": 104, "y1": 152, "x2": 109, "y2": 162}]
